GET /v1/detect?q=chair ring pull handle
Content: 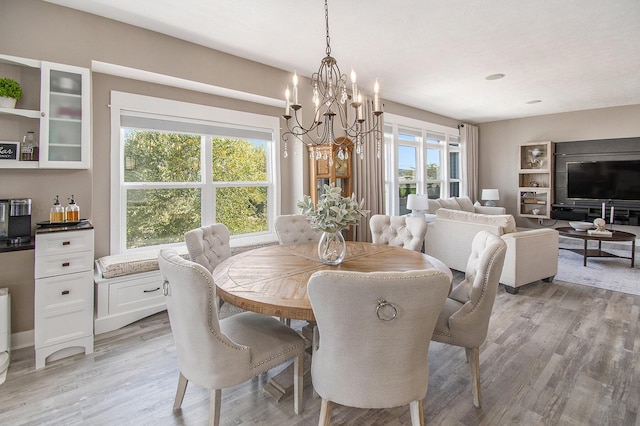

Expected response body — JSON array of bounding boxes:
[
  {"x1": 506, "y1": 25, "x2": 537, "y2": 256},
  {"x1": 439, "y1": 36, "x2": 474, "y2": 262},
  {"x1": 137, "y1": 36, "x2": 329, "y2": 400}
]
[{"x1": 376, "y1": 299, "x2": 397, "y2": 321}]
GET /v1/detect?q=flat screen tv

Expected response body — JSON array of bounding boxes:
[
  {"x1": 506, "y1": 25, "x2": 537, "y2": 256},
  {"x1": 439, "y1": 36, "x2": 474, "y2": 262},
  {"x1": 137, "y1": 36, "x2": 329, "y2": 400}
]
[{"x1": 567, "y1": 160, "x2": 640, "y2": 201}]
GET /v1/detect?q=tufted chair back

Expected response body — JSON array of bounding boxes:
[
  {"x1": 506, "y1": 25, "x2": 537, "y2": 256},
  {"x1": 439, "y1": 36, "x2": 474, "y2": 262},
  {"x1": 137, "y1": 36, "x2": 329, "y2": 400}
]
[
  {"x1": 431, "y1": 230, "x2": 506, "y2": 408},
  {"x1": 275, "y1": 214, "x2": 323, "y2": 244},
  {"x1": 308, "y1": 269, "x2": 450, "y2": 425},
  {"x1": 369, "y1": 214, "x2": 428, "y2": 252},
  {"x1": 184, "y1": 224, "x2": 231, "y2": 273},
  {"x1": 158, "y1": 249, "x2": 305, "y2": 425}
]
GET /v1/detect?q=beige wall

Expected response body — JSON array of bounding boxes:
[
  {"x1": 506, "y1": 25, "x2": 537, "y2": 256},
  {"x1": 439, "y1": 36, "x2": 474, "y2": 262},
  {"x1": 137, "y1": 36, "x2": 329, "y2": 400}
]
[
  {"x1": 478, "y1": 104, "x2": 640, "y2": 227},
  {"x1": 0, "y1": 0, "x2": 462, "y2": 335}
]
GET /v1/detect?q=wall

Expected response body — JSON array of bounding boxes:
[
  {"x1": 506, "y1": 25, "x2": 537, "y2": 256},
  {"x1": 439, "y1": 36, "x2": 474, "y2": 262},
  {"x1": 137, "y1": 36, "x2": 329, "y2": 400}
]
[
  {"x1": 0, "y1": 0, "x2": 461, "y2": 337},
  {"x1": 478, "y1": 105, "x2": 640, "y2": 228}
]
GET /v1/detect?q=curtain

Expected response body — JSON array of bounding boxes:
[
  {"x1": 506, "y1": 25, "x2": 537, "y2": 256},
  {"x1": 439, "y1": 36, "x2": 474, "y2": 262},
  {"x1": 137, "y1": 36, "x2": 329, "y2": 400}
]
[
  {"x1": 353, "y1": 97, "x2": 385, "y2": 242},
  {"x1": 461, "y1": 123, "x2": 479, "y2": 202}
]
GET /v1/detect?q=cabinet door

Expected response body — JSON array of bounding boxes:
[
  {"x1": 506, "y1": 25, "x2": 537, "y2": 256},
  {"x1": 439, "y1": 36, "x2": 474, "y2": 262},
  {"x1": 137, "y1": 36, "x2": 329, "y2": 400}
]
[{"x1": 39, "y1": 62, "x2": 90, "y2": 169}]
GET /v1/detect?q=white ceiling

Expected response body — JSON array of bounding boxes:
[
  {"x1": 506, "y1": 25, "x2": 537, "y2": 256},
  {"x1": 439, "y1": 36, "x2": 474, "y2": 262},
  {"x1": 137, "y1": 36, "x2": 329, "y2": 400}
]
[{"x1": 45, "y1": 0, "x2": 640, "y2": 123}]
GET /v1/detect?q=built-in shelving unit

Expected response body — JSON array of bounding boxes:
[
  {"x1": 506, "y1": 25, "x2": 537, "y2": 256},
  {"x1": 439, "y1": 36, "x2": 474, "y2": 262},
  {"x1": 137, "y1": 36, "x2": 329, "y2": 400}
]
[{"x1": 517, "y1": 141, "x2": 554, "y2": 219}]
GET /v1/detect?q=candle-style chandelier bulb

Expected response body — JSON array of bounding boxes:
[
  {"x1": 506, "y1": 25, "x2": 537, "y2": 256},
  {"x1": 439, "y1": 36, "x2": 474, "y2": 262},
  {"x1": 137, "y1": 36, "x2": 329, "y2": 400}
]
[{"x1": 281, "y1": 0, "x2": 382, "y2": 160}]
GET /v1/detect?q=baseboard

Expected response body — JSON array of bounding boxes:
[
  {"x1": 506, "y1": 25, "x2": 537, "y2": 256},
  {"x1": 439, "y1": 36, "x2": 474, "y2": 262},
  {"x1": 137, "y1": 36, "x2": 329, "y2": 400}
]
[{"x1": 11, "y1": 329, "x2": 34, "y2": 350}]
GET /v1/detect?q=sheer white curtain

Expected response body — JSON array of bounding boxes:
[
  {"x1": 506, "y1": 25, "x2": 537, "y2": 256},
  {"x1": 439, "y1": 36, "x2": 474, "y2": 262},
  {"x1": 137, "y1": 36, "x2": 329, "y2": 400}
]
[
  {"x1": 353, "y1": 97, "x2": 385, "y2": 242},
  {"x1": 461, "y1": 123, "x2": 479, "y2": 202}
]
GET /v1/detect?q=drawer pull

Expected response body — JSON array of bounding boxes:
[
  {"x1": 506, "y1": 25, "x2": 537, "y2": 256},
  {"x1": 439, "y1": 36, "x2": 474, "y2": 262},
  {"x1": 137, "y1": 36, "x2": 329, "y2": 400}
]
[
  {"x1": 62, "y1": 241, "x2": 71, "y2": 246},
  {"x1": 143, "y1": 287, "x2": 161, "y2": 293},
  {"x1": 62, "y1": 262, "x2": 70, "y2": 267},
  {"x1": 61, "y1": 290, "x2": 70, "y2": 295}
]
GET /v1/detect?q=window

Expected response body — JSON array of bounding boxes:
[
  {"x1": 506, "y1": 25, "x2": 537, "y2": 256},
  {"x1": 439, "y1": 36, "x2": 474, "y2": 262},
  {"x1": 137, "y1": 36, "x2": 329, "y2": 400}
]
[
  {"x1": 110, "y1": 92, "x2": 280, "y2": 254},
  {"x1": 384, "y1": 115, "x2": 463, "y2": 215}
]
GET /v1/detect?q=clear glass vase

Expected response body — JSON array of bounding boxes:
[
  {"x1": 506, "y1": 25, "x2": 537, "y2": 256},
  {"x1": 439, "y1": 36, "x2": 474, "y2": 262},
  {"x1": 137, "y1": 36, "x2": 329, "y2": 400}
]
[{"x1": 317, "y1": 231, "x2": 346, "y2": 265}]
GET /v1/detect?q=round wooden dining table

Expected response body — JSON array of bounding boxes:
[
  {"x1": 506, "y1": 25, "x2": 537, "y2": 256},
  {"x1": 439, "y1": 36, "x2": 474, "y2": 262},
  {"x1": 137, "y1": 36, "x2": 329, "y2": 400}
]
[{"x1": 212, "y1": 241, "x2": 453, "y2": 322}]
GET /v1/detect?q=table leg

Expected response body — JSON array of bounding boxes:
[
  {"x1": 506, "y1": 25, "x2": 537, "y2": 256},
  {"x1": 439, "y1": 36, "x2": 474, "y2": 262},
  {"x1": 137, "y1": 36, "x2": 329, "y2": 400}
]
[
  {"x1": 263, "y1": 322, "x2": 314, "y2": 402},
  {"x1": 632, "y1": 240, "x2": 636, "y2": 268},
  {"x1": 583, "y1": 239, "x2": 588, "y2": 267}
]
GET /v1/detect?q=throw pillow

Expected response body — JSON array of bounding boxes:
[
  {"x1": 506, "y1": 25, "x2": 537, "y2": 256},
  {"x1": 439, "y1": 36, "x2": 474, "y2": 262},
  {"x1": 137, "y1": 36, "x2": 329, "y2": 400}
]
[
  {"x1": 455, "y1": 196, "x2": 475, "y2": 212},
  {"x1": 439, "y1": 197, "x2": 460, "y2": 210}
]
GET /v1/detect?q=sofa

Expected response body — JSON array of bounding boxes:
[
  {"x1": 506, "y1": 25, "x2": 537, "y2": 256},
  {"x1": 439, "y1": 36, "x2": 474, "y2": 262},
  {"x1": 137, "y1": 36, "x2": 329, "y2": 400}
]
[
  {"x1": 424, "y1": 207, "x2": 558, "y2": 294},
  {"x1": 420, "y1": 196, "x2": 506, "y2": 222}
]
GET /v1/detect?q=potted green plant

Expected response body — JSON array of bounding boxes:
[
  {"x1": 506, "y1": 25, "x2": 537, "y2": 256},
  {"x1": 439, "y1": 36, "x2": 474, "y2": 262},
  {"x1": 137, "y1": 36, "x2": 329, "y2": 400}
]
[{"x1": 0, "y1": 78, "x2": 23, "y2": 108}]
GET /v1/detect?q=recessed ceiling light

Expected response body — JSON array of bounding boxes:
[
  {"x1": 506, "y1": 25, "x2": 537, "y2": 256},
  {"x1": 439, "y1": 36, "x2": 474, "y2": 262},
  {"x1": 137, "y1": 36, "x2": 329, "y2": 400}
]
[
  {"x1": 526, "y1": 100, "x2": 542, "y2": 104},
  {"x1": 485, "y1": 73, "x2": 505, "y2": 80}
]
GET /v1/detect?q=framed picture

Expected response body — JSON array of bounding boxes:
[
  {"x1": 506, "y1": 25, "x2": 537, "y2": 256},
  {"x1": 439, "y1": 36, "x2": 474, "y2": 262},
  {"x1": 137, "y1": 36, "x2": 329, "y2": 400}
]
[{"x1": 0, "y1": 141, "x2": 19, "y2": 160}]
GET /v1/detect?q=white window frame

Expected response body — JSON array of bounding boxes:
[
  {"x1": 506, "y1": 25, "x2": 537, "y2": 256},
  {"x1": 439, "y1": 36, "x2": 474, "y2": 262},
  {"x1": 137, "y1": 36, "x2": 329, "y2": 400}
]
[
  {"x1": 384, "y1": 113, "x2": 462, "y2": 215},
  {"x1": 109, "y1": 91, "x2": 281, "y2": 254}
]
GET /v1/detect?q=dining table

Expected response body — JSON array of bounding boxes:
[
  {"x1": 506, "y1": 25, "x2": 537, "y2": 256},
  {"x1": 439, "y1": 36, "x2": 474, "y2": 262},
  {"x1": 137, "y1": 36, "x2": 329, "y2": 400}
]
[{"x1": 212, "y1": 241, "x2": 453, "y2": 402}]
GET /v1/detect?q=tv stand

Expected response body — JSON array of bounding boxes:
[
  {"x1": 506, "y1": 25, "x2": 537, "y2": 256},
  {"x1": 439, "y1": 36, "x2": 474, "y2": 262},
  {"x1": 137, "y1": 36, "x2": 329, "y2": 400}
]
[{"x1": 551, "y1": 201, "x2": 640, "y2": 226}]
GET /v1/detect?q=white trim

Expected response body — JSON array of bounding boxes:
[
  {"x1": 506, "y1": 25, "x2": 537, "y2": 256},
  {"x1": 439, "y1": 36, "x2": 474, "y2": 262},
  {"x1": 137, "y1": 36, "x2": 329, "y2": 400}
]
[
  {"x1": 384, "y1": 113, "x2": 459, "y2": 136},
  {"x1": 11, "y1": 329, "x2": 34, "y2": 350},
  {"x1": 93, "y1": 60, "x2": 284, "y2": 108},
  {"x1": 110, "y1": 91, "x2": 281, "y2": 254}
]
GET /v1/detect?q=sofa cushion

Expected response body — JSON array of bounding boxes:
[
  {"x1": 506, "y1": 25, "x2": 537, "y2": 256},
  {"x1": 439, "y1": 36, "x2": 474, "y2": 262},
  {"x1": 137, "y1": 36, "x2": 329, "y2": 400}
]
[
  {"x1": 438, "y1": 198, "x2": 460, "y2": 211},
  {"x1": 427, "y1": 199, "x2": 443, "y2": 214},
  {"x1": 455, "y1": 196, "x2": 475, "y2": 212},
  {"x1": 435, "y1": 209, "x2": 517, "y2": 233}
]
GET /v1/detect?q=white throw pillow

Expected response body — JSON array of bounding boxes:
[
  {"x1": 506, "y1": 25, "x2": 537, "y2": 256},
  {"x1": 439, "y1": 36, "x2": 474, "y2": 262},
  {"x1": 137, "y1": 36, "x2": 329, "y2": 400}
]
[
  {"x1": 439, "y1": 197, "x2": 460, "y2": 210},
  {"x1": 455, "y1": 196, "x2": 475, "y2": 212}
]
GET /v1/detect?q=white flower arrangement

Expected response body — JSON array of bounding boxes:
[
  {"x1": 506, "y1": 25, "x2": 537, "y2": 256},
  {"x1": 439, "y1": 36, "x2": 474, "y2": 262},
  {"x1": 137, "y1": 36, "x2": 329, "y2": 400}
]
[{"x1": 297, "y1": 184, "x2": 369, "y2": 234}]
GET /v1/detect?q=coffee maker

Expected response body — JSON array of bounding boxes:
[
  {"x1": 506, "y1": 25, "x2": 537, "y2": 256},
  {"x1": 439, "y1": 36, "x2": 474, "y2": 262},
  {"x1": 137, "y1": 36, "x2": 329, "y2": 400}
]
[{"x1": 0, "y1": 198, "x2": 32, "y2": 244}]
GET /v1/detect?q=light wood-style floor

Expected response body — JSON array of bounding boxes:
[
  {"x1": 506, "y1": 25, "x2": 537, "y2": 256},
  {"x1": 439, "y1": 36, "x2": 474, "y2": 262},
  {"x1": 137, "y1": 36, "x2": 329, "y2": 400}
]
[{"x1": 1, "y1": 279, "x2": 639, "y2": 425}]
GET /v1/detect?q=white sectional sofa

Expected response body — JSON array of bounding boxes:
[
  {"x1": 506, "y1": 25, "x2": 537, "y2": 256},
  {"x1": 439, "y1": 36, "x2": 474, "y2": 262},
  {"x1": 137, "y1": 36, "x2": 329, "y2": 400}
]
[{"x1": 423, "y1": 198, "x2": 559, "y2": 294}]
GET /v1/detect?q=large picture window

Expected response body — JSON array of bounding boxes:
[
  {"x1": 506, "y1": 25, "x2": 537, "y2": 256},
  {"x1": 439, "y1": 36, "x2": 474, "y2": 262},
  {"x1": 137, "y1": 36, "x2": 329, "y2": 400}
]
[
  {"x1": 110, "y1": 92, "x2": 279, "y2": 254},
  {"x1": 384, "y1": 115, "x2": 463, "y2": 215}
]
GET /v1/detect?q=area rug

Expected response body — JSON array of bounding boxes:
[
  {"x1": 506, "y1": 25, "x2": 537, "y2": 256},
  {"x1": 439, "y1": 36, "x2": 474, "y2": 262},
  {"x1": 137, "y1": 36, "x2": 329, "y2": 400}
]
[{"x1": 555, "y1": 239, "x2": 640, "y2": 296}]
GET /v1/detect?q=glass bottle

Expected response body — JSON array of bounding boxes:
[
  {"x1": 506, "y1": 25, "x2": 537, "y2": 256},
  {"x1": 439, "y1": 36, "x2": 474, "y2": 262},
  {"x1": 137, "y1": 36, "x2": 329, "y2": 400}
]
[
  {"x1": 28, "y1": 131, "x2": 39, "y2": 161},
  {"x1": 65, "y1": 195, "x2": 80, "y2": 222},
  {"x1": 50, "y1": 195, "x2": 64, "y2": 223},
  {"x1": 20, "y1": 132, "x2": 34, "y2": 161}
]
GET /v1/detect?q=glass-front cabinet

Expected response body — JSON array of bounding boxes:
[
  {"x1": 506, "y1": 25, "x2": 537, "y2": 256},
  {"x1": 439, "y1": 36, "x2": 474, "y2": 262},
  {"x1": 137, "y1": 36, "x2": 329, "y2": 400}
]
[
  {"x1": 40, "y1": 62, "x2": 90, "y2": 169},
  {"x1": 0, "y1": 54, "x2": 90, "y2": 169}
]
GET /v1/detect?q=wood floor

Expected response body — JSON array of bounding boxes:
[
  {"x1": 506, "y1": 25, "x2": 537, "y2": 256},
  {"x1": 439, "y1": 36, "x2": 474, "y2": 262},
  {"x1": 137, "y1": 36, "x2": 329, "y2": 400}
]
[{"x1": 1, "y1": 279, "x2": 639, "y2": 425}]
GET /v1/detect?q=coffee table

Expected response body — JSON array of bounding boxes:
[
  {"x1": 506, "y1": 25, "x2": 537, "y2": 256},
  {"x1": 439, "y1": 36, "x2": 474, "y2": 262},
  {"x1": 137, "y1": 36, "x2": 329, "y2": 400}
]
[{"x1": 556, "y1": 227, "x2": 636, "y2": 267}]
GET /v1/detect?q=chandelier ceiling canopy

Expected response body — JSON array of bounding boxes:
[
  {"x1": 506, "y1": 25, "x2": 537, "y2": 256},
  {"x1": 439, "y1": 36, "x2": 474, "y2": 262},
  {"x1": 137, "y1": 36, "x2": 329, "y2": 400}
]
[{"x1": 281, "y1": 0, "x2": 383, "y2": 163}]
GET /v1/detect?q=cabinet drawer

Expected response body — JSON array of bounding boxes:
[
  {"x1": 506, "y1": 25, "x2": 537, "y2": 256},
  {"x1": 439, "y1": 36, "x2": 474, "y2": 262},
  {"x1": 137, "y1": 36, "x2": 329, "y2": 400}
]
[
  {"x1": 35, "y1": 229, "x2": 94, "y2": 257},
  {"x1": 108, "y1": 278, "x2": 165, "y2": 315},
  {"x1": 35, "y1": 304, "x2": 92, "y2": 348},
  {"x1": 35, "y1": 271, "x2": 93, "y2": 313},
  {"x1": 35, "y1": 250, "x2": 94, "y2": 279}
]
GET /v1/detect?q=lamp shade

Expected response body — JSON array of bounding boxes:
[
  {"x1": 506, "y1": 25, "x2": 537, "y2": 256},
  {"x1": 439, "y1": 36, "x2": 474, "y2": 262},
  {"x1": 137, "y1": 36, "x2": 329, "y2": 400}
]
[
  {"x1": 406, "y1": 194, "x2": 430, "y2": 211},
  {"x1": 481, "y1": 189, "x2": 500, "y2": 201}
]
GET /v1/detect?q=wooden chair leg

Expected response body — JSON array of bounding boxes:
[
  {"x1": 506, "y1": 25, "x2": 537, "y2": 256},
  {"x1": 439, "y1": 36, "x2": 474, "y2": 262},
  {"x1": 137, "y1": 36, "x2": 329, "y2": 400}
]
[
  {"x1": 173, "y1": 373, "x2": 188, "y2": 410},
  {"x1": 409, "y1": 400, "x2": 425, "y2": 426},
  {"x1": 318, "y1": 398, "x2": 332, "y2": 426},
  {"x1": 209, "y1": 388, "x2": 221, "y2": 426},
  {"x1": 294, "y1": 353, "x2": 304, "y2": 414},
  {"x1": 465, "y1": 347, "x2": 482, "y2": 408}
]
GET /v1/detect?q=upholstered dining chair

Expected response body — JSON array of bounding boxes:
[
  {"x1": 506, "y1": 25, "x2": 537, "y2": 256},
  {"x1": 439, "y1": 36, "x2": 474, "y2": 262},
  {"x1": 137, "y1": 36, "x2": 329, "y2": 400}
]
[
  {"x1": 431, "y1": 230, "x2": 507, "y2": 408},
  {"x1": 369, "y1": 214, "x2": 428, "y2": 251},
  {"x1": 307, "y1": 269, "x2": 451, "y2": 426},
  {"x1": 275, "y1": 214, "x2": 322, "y2": 244},
  {"x1": 158, "y1": 249, "x2": 305, "y2": 426},
  {"x1": 184, "y1": 223, "x2": 242, "y2": 318}
]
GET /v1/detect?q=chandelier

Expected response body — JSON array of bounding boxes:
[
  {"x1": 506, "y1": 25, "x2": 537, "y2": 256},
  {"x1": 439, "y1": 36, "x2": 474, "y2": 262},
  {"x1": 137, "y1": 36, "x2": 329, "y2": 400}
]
[{"x1": 281, "y1": 0, "x2": 383, "y2": 163}]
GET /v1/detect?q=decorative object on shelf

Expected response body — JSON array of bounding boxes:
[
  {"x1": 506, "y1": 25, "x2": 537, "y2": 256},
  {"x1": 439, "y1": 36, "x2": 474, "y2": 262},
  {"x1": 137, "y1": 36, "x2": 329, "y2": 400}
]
[
  {"x1": 281, "y1": 0, "x2": 383, "y2": 162},
  {"x1": 531, "y1": 148, "x2": 542, "y2": 158},
  {"x1": 532, "y1": 208, "x2": 541, "y2": 215},
  {"x1": 297, "y1": 183, "x2": 369, "y2": 265},
  {"x1": 0, "y1": 142, "x2": 19, "y2": 160},
  {"x1": 569, "y1": 221, "x2": 593, "y2": 231},
  {"x1": 593, "y1": 218, "x2": 606, "y2": 232},
  {"x1": 406, "y1": 194, "x2": 429, "y2": 219},
  {"x1": 0, "y1": 78, "x2": 23, "y2": 108},
  {"x1": 481, "y1": 188, "x2": 500, "y2": 207},
  {"x1": 530, "y1": 180, "x2": 540, "y2": 187}
]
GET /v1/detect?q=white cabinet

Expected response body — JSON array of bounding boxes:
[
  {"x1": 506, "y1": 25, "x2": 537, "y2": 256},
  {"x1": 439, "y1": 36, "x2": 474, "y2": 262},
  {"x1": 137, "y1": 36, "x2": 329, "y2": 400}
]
[
  {"x1": 0, "y1": 54, "x2": 91, "y2": 169},
  {"x1": 34, "y1": 226, "x2": 94, "y2": 369}
]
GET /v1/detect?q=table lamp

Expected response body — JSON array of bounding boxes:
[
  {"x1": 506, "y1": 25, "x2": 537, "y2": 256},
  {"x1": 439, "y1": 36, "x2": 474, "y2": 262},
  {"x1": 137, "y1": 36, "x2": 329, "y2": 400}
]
[
  {"x1": 406, "y1": 194, "x2": 430, "y2": 219},
  {"x1": 481, "y1": 189, "x2": 500, "y2": 207}
]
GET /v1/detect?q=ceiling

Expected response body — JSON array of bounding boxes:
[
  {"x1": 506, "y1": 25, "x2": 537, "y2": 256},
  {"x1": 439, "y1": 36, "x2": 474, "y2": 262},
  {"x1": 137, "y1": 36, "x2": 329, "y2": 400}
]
[{"x1": 45, "y1": 0, "x2": 640, "y2": 123}]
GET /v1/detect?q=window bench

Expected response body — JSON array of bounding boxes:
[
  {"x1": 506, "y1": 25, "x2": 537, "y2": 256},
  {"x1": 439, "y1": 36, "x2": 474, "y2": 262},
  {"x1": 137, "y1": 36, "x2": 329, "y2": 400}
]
[{"x1": 94, "y1": 242, "x2": 278, "y2": 334}]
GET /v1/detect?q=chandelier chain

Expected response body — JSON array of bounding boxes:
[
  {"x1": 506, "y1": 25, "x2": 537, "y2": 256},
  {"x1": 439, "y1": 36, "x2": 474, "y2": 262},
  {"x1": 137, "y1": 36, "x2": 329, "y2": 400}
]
[{"x1": 325, "y1": 0, "x2": 331, "y2": 57}]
